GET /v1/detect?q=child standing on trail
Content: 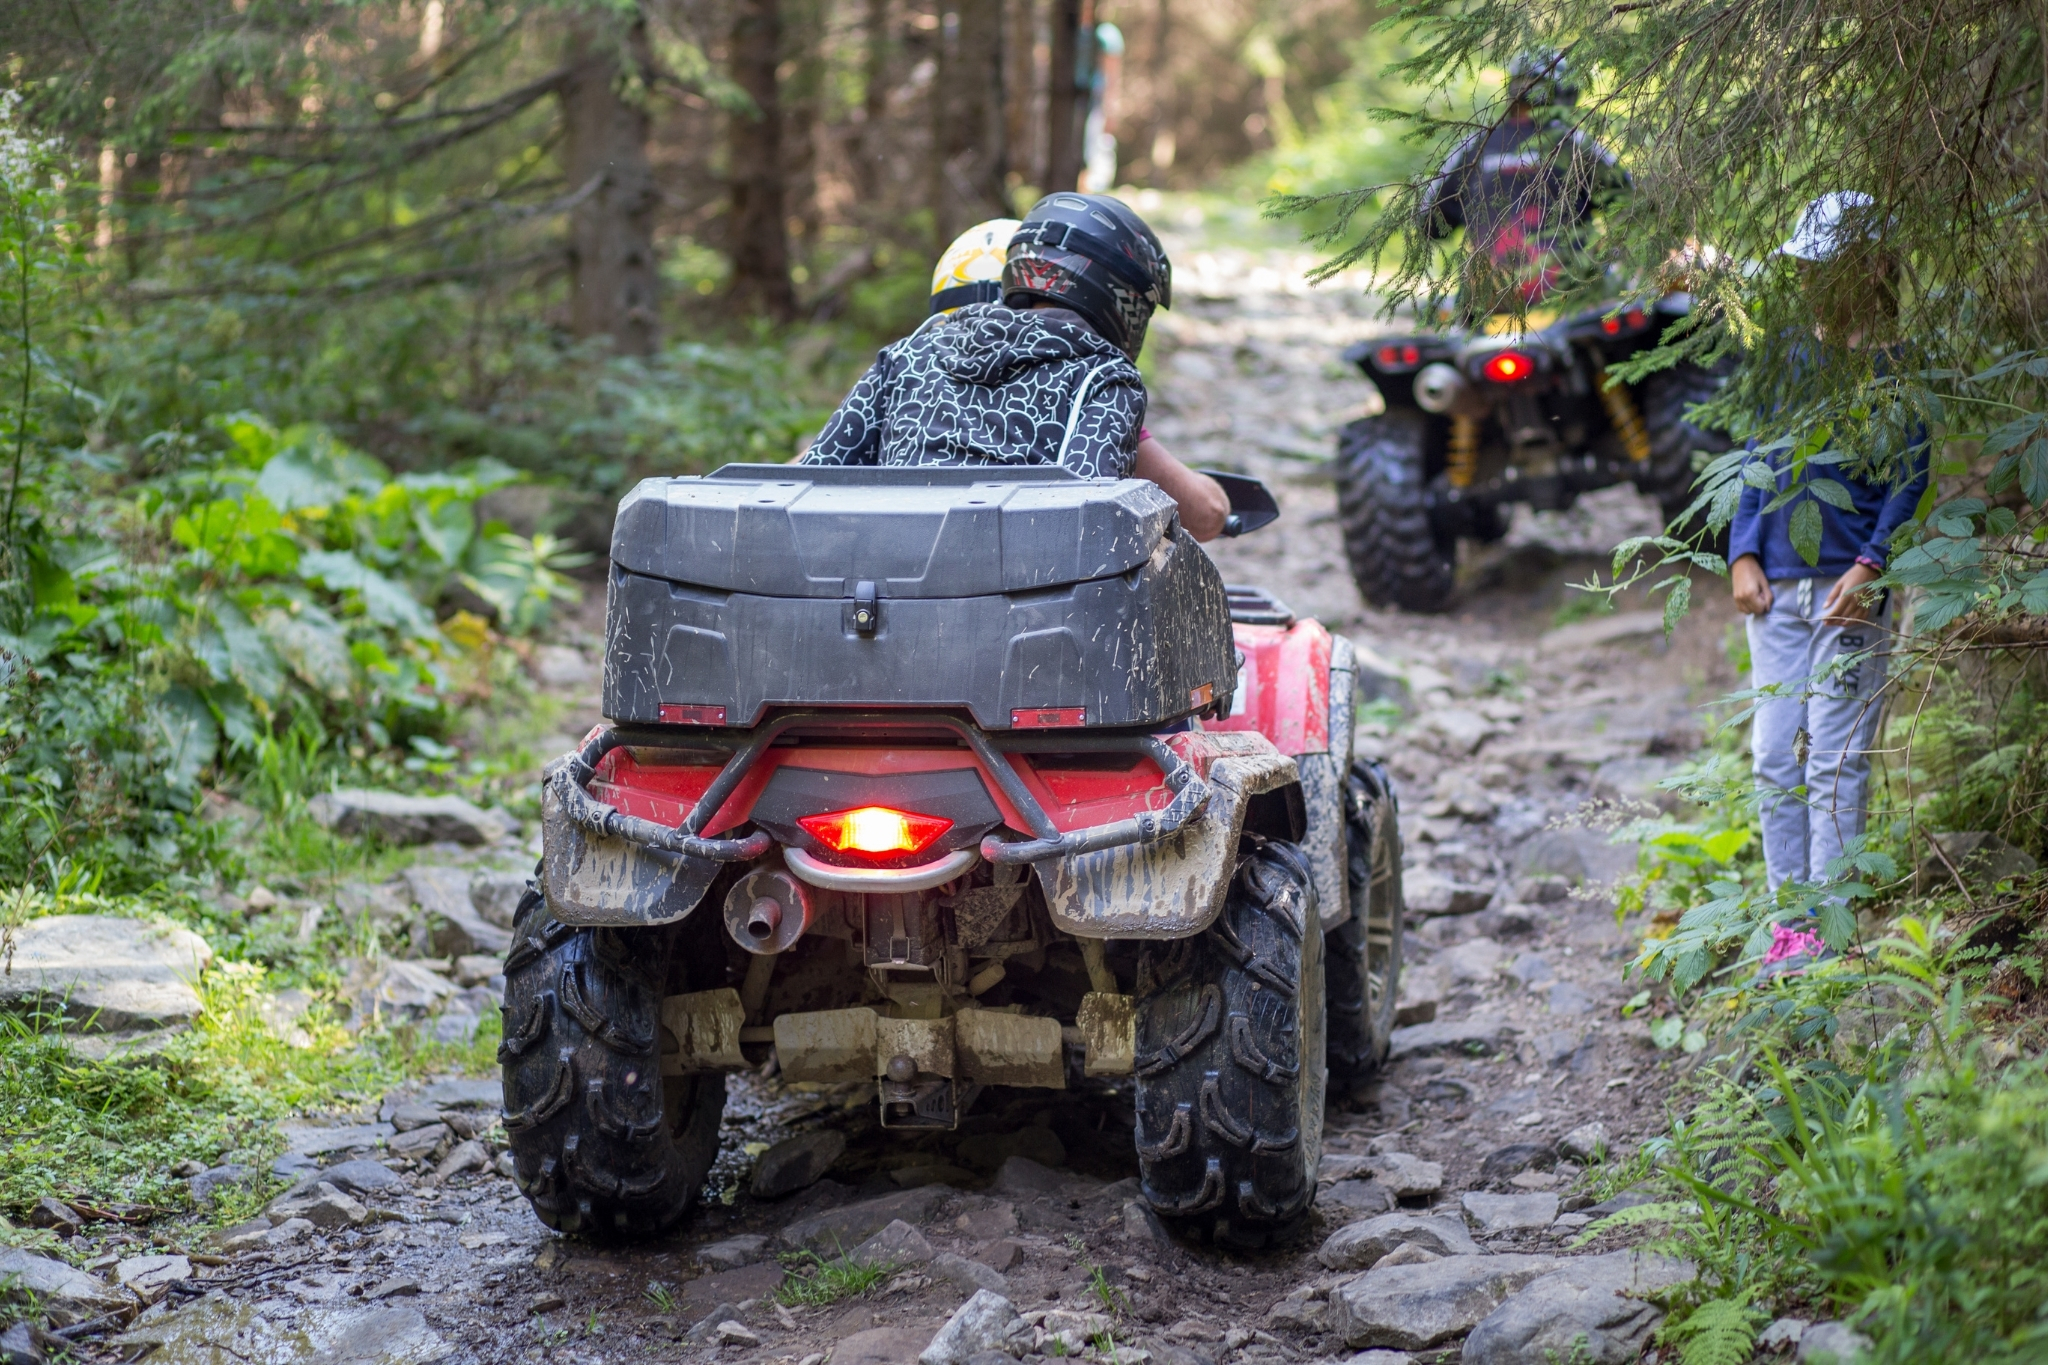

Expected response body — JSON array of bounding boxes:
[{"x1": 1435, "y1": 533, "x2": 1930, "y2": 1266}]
[{"x1": 1729, "y1": 192, "x2": 1927, "y2": 973}]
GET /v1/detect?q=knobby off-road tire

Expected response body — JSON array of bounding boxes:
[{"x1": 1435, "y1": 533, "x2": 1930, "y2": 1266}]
[
  {"x1": 1637, "y1": 365, "x2": 1734, "y2": 543},
  {"x1": 1325, "y1": 761, "x2": 1405, "y2": 1086},
  {"x1": 499, "y1": 884, "x2": 725, "y2": 1238},
  {"x1": 1335, "y1": 410, "x2": 1457, "y2": 614},
  {"x1": 1133, "y1": 841, "x2": 1326, "y2": 1244}
]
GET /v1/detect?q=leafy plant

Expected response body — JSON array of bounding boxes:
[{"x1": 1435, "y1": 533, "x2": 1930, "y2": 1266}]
[
  {"x1": 775, "y1": 1249, "x2": 899, "y2": 1307},
  {"x1": 1658, "y1": 1297, "x2": 1763, "y2": 1365}
]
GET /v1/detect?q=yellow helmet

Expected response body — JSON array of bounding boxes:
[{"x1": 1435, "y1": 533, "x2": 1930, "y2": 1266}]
[{"x1": 930, "y1": 218, "x2": 1021, "y2": 315}]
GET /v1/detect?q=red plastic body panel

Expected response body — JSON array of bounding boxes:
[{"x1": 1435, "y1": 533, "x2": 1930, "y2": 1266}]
[
  {"x1": 1208, "y1": 619, "x2": 1331, "y2": 757},
  {"x1": 583, "y1": 653, "x2": 1317, "y2": 841}
]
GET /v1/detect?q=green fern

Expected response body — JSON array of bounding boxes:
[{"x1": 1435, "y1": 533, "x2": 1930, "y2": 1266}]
[
  {"x1": 1658, "y1": 1297, "x2": 1762, "y2": 1365},
  {"x1": 1566, "y1": 1199, "x2": 1695, "y2": 1248}
]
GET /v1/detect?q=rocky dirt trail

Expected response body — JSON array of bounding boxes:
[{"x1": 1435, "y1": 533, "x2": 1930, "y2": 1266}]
[{"x1": 66, "y1": 240, "x2": 1746, "y2": 1365}]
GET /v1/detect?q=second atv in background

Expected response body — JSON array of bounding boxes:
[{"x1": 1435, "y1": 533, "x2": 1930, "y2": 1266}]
[{"x1": 1332, "y1": 299, "x2": 1730, "y2": 613}]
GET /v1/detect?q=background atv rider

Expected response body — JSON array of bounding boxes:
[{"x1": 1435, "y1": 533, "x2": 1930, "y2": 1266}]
[
  {"x1": 1419, "y1": 50, "x2": 1628, "y2": 317},
  {"x1": 804, "y1": 194, "x2": 1230, "y2": 541}
]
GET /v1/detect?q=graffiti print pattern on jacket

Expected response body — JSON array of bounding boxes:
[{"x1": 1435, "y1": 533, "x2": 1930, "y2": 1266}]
[{"x1": 805, "y1": 303, "x2": 1146, "y2": 478}]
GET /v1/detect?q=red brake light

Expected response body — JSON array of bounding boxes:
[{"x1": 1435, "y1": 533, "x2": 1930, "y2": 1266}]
[
  {"x1": 798, "y1": 806, "x2": 953, "y2": 859},
  {"x1": 1627, "y1": 309, "x2": 1646, "y2": 327},
  {"x1": 1482, "y1": 351, "x2": 1534, "y2": 382},
  {"x1": 1374, "y1": 343, "x2": 1422, "y2": 370},
  {"x1": 1601, "y1": 317, "x2": 1622, "y2": 335}
]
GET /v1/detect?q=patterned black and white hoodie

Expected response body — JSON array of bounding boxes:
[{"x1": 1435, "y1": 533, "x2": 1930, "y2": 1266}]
[{"x1": 803, "y1": 303, "x2": 1145, "y2": 478}]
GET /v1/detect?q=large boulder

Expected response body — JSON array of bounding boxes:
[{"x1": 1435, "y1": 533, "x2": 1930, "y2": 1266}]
[
  {"x1": 920, "y1": 1291, "x2": 1029, "y2": 1365},
  {"x1": 1462, "y1": 1192, "x2": 1560, "y2": 1236},
  {"x1": 1331, "y1": 1254, "x2": 1560, "y2": 1351},
  {"x1": 1462, "y1": 1251, "x2": 1694, "y2": 1365},
  {"x1": 1320, "y1": 1213, "x2": 1482, "y2": 1271},
  {"x1": 0, "y1": 1250, "x2": 132, "y2": 1327},
  {"x1": 402, "y1": 866, "x2": 511, "y2": 957},
  {"x1": 778, "y1": 1185, "x2": 949, "y2": 1253},
  {"x1": 338, "y1": 959, "x2": 457, "y2": 1029},
  {"x1": 309, "y1": 789, "x2": 508, "y2": 846},
  {"x1": 1388, "y1": 1017, "x2": 1519, "y2": 1062},
  {"x1": 468, "y1": 872, "x2": 529, "y2": 929},
  {"x1": 752, "y1": 1130, "x2": 847, "y2": 1199},
  {"x1": 0, "y1": 916, "x2": 214, "y2": 1048}
]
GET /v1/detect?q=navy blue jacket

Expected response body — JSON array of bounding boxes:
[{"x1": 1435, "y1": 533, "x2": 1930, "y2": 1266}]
[{"x1": 1728, "y1": 441, "x2": 1928, "y2": 580}]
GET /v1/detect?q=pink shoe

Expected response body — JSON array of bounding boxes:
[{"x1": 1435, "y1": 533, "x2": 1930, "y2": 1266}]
[{"x1": 1757, "y1": 921, "x2": 1831, "y2": 979}]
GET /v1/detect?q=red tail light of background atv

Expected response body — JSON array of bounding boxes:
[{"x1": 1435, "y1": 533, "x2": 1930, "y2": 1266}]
[
  {"x1": 799, "y1": 806, "x2": 953, "y2": 859},
  {"x1": 1481, "y1": 350, "x2": 1534, "y2": 382}
]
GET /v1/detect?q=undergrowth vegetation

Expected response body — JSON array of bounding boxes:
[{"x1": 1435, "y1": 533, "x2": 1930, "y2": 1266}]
[
  {"x1": 0, "y1": 939, "x2": 498, "y2": 1220},
  {"x1": 1603, "y1": 634, "x2": 2048, "y2": 1361}
]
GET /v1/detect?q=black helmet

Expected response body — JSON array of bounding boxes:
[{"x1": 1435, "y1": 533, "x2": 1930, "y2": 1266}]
[
  {"x1": 1507, "y1": 49, "x2": 1578, "y2": 107},
  {"x1": 1003, "y1": 193, "x2": 1172, "y2": 360}
]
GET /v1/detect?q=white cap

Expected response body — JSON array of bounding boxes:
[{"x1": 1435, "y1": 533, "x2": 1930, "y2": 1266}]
[{"x1": 1779, "y1": 191, "x2": 1877, "y2": 261}]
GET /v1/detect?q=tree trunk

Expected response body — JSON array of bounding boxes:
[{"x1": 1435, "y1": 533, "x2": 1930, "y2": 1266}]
[
  {"x1": 1003, "y1": 0, "x2": 1039, "y2": 190},
  {"x1": 1044, "y1": 0, "x2": 1088, "y2": 193},
  {"x1": 857, "y1": 0, "x2": 892, "y2": 201},
  {"x1": 931, "y1": 0, "x2": 1009, "y2": 243},
  {"x1": 728, "y1": 0, "x2": 797, "y2": 320},
  {"x1": 560, "y1": 11, "x2": 660, "y2": 355}
]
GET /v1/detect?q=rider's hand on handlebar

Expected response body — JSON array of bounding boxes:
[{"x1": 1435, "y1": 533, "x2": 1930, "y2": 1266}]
[
  {"x1": 1133, "y1": 436, "x2": 1230, "y2": 542},
  {"x1": 1731, "y1": 554, "x2": 1774, "y2": 616}
]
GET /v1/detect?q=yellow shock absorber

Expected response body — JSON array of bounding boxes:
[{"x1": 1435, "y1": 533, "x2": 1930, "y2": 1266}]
[
  {"x1": 1595, "y1": 361, "x2": 1653, "y2": 463},
  {"x1": 1448, "y1": 414, "x2": 1481, "y2": 489}
]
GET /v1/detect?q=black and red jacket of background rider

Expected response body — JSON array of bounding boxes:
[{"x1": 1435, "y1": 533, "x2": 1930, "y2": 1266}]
[{"x1": 1419, "y1": 114, "x2": 1627, "y2": 309}]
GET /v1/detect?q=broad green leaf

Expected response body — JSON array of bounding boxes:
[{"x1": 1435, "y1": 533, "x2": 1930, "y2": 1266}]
[
  {"x1": 2022, "y1": 440, "x2": 2048, "y2": 508},
  {"x1": 209, "y1": 597, "x2": 286, "y2": 705},
  {"x1": 1807, "y1": 478, "x2": 1855, "y2": 510},
  {"x1": 236, "y1": 531, "x2": 301, "y2": 579},
  {"x1": 151, "y1": 684, "x2": 219, "y2": 792},
  {"x1": 1649, "y1": 1016, "x2": 1685, "y2": 1049},
  {"x1": 255, "y1": 451, "x2": 350, "y2": 512},
  {"x1": 1817, "y1": 901, "x2": 1856, "y2": 949},
  {"x1": 1979, "y1": 412, "x2": 2045, "y2": 458},
  {"x1": 411, "y1": 496, "x2": 475, "y2": 567},
  {"x1": 258, "y1": 604, "x2": 355, "y2": 701},
  {"x1": 298, "y1": 550, "x2": 436, "y2": 637},
  {"x1": 1662, "y1": 575, "x2": 1690, "y2": 636},
  {"x1": 1789, "y1": 500, "x2": 1823, "y2": 566},
  {"x1": 2020, "y1": 570, "x2": 2048, "y2": 616},
  {"x1": 172, "y1": 499, "x2": 246, "y2": 555}
]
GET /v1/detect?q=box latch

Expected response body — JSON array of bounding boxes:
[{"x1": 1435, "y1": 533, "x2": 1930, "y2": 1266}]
[{"x1": 846, "y1": 579, "x2": 879, "y2": 636}]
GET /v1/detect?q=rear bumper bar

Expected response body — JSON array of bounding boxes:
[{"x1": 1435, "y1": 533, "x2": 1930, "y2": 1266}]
[{"x1": 550, "y1": 711, "x2": 1211, "y2": 873}]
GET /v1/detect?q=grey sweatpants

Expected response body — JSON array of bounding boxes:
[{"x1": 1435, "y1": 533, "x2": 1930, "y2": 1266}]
[{"x1": 1747, "y1": 576, "x2": 1892, "y2": 890}]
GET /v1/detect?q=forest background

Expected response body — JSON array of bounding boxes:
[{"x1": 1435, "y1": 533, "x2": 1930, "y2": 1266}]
[
  {"x1": 8, "y1": 4, "x2": 2048, "y2": 1362},
  {"x1": 0, "y1": 0, "x2": 1423, "y2": 890}
]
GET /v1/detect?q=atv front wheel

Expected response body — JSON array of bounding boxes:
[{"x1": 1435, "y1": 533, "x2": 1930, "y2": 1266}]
[
  {"x1": 1133, "y1": 841, "x2": 1326, "y2": 1243},
  {"x1": 1335, "y1": 411, "x2": 1457, "y2": 613},
  {"x1": 1636, "y1": 366, "x2": 1733, "y2": 542},
  {"x1": 1326, "y1": 761, "x2": 1404, "y2": 1086},
  {"x1": 499, "y1": 886, "x2": 725, "y2": 1239}
]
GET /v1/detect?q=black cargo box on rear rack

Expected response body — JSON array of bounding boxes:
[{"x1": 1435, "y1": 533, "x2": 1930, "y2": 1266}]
[{"x1": 603, "y1": 463, "x2": 1235, "y2": 730}]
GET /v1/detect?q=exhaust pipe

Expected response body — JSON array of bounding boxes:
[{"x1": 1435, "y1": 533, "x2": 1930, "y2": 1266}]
[{"x1": 723, "y1": 865, "x2": 812, "y2": 955}]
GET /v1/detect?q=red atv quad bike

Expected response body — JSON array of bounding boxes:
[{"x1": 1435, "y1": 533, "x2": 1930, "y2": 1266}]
[{"x1": 500, "y1": 463, "x2": 1404, "y2": 1245}]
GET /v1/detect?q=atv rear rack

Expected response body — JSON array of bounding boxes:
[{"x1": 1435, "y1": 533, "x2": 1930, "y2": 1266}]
[{"x1": 547, "y1": 711, "x2": 1213, "y2": 877}]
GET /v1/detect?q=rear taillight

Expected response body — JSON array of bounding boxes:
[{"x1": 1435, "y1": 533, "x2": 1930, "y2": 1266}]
[
  {"x1": 1482, "y1": 350, "x2": 1534, "y2": 382},
  {"x1": 798, "y1": 806, "x2": 953, "y2": 859},
  {"x1": 1376, "y1": 343, "x2": 1422, "y2": 370}
]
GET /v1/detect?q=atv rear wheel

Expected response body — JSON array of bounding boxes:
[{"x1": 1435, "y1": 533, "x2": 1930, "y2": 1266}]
[
  {"x1": 1637, "y1": 365, "x2": 1733, "y2": 543},
  {"x1": 1336, "y1": 411, "x2": 1457, "y2": 613},
  {"x1": 499, "y1": 885, "x2": 725, "y2": 1239},
  {"x1": 1133, "y1": 841, "x2": 1326, "y2": 1243},
  {"x1": 1326, "y1": 761, "x2": 1404, "y2": 1086}
]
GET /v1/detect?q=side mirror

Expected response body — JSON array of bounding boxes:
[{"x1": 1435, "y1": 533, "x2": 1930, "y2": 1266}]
[{"x1": 1205, "y1": 471, "x2": 1280, "y2": 537}]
